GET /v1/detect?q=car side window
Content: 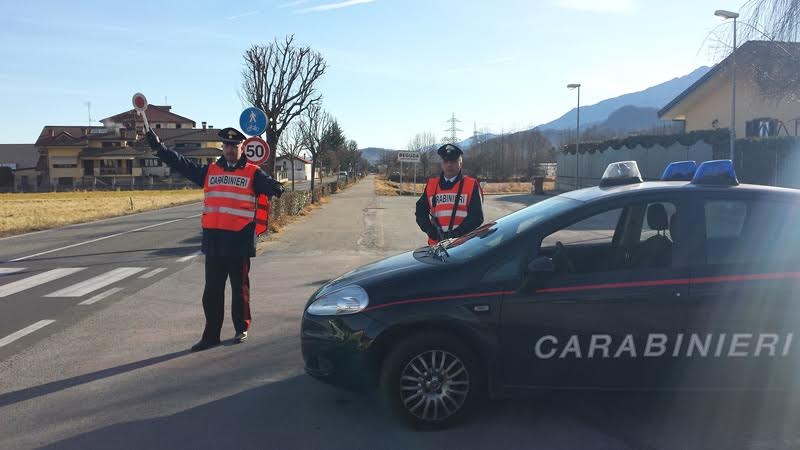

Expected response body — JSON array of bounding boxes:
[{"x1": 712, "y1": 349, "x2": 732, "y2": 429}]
[
  {"x1": 540, "y1": 200, "x2": 680, "y2": 276},
  {"x1": 541, "y1": 209, "x2": 621, "y2": 248},
  {"x1": 704, "y1": 199, "x2": 800, "y2": 265},
  {"x1": 539, "y1": 208, "x2": 623, "y2": 275}
]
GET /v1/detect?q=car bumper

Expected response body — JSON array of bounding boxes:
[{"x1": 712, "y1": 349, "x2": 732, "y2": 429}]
[{"x1": 301, "y1": 312, "x2": 380, "y2": 391}]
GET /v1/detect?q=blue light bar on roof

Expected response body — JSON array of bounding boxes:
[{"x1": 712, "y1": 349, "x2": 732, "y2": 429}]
[
  {"x1": 661, "y1": 161, "x2": 698, "y2": 181},
  {"x1": 691, "y1": 160, "x2": 739, "y2": 186}
]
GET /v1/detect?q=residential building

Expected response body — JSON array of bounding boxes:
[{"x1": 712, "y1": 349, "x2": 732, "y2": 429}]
[
  {"x1": 0, "y1": 144, "x2": 40, "y2": 190},
  {"x1": 101, "y1": 105, "x2": 196, "y2": 134},
  {"x1": 36, "y1": 106, "x2": 222, "y2": 188},
  {"x1": 659, "y1": 41, "x2": 800, "y2": 137},
  {"x1": 275, "y1": 155, "x2": 312, "y2": 182}
]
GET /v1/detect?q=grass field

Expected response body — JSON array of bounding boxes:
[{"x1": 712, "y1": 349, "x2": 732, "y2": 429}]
[
  {"x1": 0, "y1": 189, "x2": 204, "y2": 237},
  {"x1": 375, "y1": 177, "x2": 555, "y2": 196}
]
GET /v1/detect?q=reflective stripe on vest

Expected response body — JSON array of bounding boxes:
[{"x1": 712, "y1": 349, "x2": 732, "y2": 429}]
[
  {"x1": 202, "y1": 206, "x2": 257, "y2": 219},
  {"x1": 426, "y1": 176, "x2": 476, "y2": 239},
  {"x1": 202, "y1": 163, "x2": 259, "y2": 232},
  {"x1": 204, "y1": 191, "x2": 257, "y2": 203}
]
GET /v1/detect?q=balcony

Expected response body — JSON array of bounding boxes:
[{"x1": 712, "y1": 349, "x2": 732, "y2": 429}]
[{"x1": 97, "y1": 168, "x2": 133, "y2": 176}]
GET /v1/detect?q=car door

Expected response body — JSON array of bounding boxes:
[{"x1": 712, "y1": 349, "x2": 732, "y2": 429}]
[
  {"x1": 686, "y1": 191, "x2": 800, "y2": 389},
  {"x1": 499, "y1": 194, "x2": 692, "y2": 390}
]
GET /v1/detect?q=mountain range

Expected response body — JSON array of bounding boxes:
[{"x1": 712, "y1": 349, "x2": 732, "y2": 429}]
[
  {"x1": 538, "y1": 66, "x2": 710, "y2": 131},
  {"x1": 360, "y1": 66, "x2": 711, "y2": 161}
]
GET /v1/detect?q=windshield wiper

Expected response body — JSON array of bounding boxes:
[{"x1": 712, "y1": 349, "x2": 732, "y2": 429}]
[{"x1": 432, "y1": 239, "x2": 452, "y2": 261}]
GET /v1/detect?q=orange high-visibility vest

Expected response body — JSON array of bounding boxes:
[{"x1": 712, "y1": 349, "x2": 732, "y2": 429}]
[
  {"x1": 426, "y1": 175, "x2": 477, "y2": 245},
  {"x1": 202, "y1": 163, "x2": 268, "y2": 234}
]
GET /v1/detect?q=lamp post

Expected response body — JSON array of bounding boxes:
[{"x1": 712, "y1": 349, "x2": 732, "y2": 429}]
[
  {"x1": 567, "y1": 83, "x2": 581, "y2": 188},
  {"x1": 715, "y1": 9, "x2": 739, "y2": 162}
]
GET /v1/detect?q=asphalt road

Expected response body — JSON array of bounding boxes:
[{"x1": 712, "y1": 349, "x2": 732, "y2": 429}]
[
  {"x1": 1, "y1": 177, "x2": 798, "y2": 450},
  {"x1": 0, "y1": 201, "x2": 205, "y2": 360}
]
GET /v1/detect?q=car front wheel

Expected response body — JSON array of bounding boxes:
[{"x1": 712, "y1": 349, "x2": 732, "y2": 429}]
[{"x1": 380, "y1": 332, "x2": 483, "y2": 429}]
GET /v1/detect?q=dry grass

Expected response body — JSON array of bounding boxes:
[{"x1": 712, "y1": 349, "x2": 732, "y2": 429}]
[
  {"x1": 375, "y1": 177, "x2": 555, "y2": 196},
  {"x1": 0, "y1": 189, "x2": 204, "y2": 237}
]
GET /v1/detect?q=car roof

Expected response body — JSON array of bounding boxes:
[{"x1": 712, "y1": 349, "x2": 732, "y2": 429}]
[{"x1": 560, "y1": 181, "x2": 800, "y2": 203}]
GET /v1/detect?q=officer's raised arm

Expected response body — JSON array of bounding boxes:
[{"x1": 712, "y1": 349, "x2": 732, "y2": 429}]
[
  {"x1": 253, "y1": 168, "x2": 285, "y2": 199},
  {"x1": 145, "y1": 129, "x2": 207, "y2": 187}
]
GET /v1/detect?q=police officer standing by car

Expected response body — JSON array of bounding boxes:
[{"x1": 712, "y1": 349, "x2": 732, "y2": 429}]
[
  {"x1": 415, "y1": 144, "x2": 483, "y2": 245},
  {"x1": 146, "y1": 127, "x2": 284, "y2": 352}
]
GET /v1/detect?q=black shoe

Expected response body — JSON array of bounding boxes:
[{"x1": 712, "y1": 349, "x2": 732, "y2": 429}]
[
  {"x1": 233, "y1": 331, "x2": 248, "y2": 344},
  {"x1": 190, "y1": 339, "x2": 221, "y2": 352}
]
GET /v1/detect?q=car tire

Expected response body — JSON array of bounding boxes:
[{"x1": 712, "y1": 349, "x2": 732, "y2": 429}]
[{"x1": 380, "y1": 332, "x2": 484, "y2": 430}]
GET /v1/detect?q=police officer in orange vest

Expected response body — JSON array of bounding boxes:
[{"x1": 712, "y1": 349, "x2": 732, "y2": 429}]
[
  {"x1": 415, "y1": 144, "x2": 483, "y2": 245},
  {"x1": 146, "y1": 127, "x2": 284, "y2": 352}
]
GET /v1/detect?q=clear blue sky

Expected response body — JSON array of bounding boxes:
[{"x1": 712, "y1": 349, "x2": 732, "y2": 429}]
[{"x1": 0, "y1": 0, "x2": 743, "y2": 148}]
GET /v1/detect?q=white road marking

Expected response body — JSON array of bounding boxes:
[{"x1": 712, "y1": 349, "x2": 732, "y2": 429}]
[
  {"x1": 0, "y1": 268, "x2": 86, "y2": 298},
  {"x1": 0, "y1": 320, "x2": 55, "y2": 348},
  {"x1": 139, "y1": 268, "x2": 166, "y2": 279},
  {"x1": 0, "y1": 268, "x2": 26, "y2": 275},
  {"x1": 176, "y1": 251, "x2": 202, "y2": 263},
  {"x1": 9, "y1": 214, "x2": 202, "y2": 262},
  {"x1": 78, "y1": 287, "x2": 124, "y2": 306},
  {"x1": 45, "y1": 267, "x2": 147, "y2": 297},
  {"x1": 0, "y1": 204, "x2": 202, "y2": 242}
]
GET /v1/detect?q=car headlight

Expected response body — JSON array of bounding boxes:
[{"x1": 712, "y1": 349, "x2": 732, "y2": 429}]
[{"x1": 307, "y1": 285, "x2": 369, "y2": 316}]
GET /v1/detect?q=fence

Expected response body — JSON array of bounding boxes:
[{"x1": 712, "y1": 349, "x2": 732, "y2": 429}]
[{"x1": 556, "y1": 132, "x2": 800, "y2": 191}]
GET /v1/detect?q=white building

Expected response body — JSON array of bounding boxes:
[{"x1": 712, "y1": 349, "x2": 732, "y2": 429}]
[{"x1": 276, "y1": 156, "x2": 312, "y2": 182}]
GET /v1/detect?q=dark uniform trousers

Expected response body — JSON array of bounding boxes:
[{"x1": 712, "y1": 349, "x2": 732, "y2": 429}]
[{"x1": 201, "y1": 256, "x2": 251, "y2": 342}]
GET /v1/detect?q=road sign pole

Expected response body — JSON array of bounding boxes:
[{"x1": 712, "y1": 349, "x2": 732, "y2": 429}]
[
  {"x1": 400, "y1": 161, "x2": 403, "y2": 189},
  {"x1": 413, "y1": 163, "x2": 417, "y2": 195}
]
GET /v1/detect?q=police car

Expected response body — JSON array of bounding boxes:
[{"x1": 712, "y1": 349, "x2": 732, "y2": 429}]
[{"x1": 301, "y1": 160, "x2": 800, "y2": 429}]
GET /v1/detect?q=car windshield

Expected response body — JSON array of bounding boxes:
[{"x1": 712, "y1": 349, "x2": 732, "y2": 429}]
[{"x1": 437, "y1": 196, "x2": 581, "y2": 261}]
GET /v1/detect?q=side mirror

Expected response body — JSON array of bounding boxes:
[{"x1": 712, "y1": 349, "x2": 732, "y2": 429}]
[{"x1": 527, "y1": 256, "x2": 555, "y2": 274}]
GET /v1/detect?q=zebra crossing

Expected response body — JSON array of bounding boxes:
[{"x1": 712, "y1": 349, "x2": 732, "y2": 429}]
[
  {"x1": 0, "y1": 266, "x2": 168, "y2": 300},
  {"x1": 0, "y1": 265, "x2": 170, "y2": 349}
]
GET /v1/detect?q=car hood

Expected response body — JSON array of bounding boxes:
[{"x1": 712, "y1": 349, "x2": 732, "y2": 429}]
[{"x1": 312, "y1": 250, "x2": 434, "y2": 299}]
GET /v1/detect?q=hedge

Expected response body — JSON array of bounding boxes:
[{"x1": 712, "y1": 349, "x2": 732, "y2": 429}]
[{"x1": 559, "y1": 129, "x2": 730, "y2": 155}]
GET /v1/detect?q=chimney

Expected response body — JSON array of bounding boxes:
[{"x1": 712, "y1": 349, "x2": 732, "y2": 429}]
[
  {"x1": 202, "y1": 121, "x2": 207, "y2": 129},
  {"x1": 209, "y1": 125, "x2": 214, "y2": 129}
]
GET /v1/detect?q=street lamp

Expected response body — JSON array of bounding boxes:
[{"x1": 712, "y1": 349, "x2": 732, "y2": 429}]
[
  {"x1": 567, "y1": 83, "x2": 581, "y2": 188},
  {"x1": 715, "y1": 9, "x2": 739, "y2": 162}
]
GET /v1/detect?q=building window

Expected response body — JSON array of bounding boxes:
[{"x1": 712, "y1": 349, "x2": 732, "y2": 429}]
[
  {"x1": 53, "y1": 164, "x2": 77, "y2": 168},
  {"x1": 176, "y1": 124, "x2": 182, "y2": 129},
  {"x1": 143, "y1": 159, "x2": 161, "y2": 167},
  {"x1": 155, "y1": 124, "x2": 161, "y2": 129}
]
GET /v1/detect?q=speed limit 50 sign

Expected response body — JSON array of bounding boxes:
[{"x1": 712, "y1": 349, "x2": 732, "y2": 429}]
[{"x1": 241, "y1": 137, "x2": 270, "y2": 165}]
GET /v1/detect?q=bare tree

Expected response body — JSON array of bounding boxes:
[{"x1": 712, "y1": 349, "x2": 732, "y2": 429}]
[
  {"x1": 298, "y1": 104, "x2": 332, "y2": 201},
  {"x1": 407, "y1": 131, "x2": 437, "y2": 178},
  {"x1": 241, "y1": 35, "x2": 326, "y2": 175},
  {"x1": 277, "y1": 122, "x2": 305, "y2": 192},
  {"x1": 741, "y1": 0, "x2": 800, "y2": 41}
]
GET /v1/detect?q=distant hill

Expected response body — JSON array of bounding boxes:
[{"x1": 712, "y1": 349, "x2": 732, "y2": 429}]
[
  {"x1": 542, "y1": 105, "x2": 679, "y2": 147},
  {"x1": 538, "y1": 66, "x2": 710, "y2": 131},
  {"x1": 458, "y1": 132, "x2": 498, "y2": 150},
  {"x1": 360, "y1": 147, "x2": 399, "y2": 164}
]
